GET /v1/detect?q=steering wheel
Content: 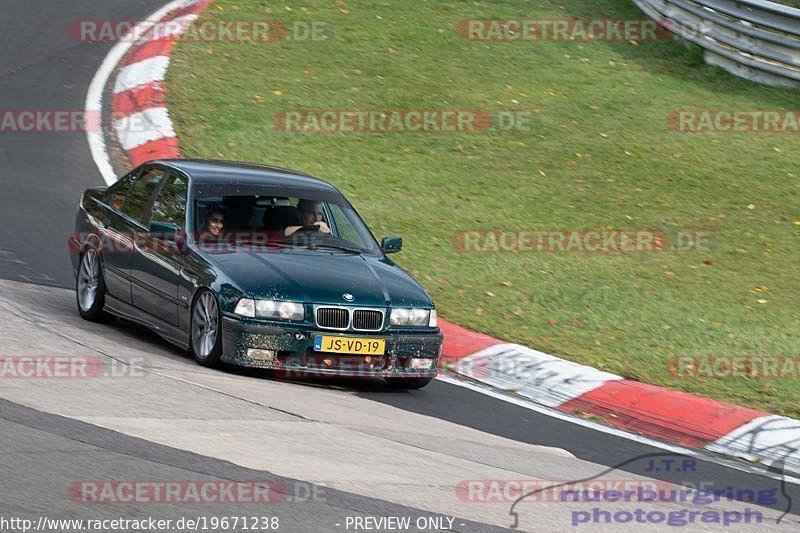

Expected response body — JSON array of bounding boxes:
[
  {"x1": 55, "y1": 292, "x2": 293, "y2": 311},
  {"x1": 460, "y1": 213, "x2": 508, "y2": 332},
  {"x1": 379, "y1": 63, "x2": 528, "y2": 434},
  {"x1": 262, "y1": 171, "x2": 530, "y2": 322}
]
[{"x1": 294, "y1": 225, "x2": 321, "y2": 234}]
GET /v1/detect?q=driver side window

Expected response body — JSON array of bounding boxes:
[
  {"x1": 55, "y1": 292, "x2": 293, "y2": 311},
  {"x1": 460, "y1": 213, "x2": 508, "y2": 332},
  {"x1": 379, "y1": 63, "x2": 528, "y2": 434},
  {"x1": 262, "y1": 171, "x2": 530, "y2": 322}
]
[{"x1": 328, "y1": 203, "x2": 362, "y2": 243}]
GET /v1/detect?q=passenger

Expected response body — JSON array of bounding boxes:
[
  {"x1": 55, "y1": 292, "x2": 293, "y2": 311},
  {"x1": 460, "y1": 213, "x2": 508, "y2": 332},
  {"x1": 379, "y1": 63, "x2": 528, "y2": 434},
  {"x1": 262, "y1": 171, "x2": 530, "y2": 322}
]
[
  {"x1": 198, "y1": 209, "x2": 225, "y2": 246},
  {"x1": 204, "y1": 209, "x2": 225, "y2": 236},
  {"x1": 284, "y1": 200, "x2": 331, "y2": 236}
]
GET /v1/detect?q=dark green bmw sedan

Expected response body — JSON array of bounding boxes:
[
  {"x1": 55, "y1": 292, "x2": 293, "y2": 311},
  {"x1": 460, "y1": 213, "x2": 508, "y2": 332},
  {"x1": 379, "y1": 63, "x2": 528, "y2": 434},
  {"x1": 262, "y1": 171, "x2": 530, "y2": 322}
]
[{"x1": 69, "y1": 159, "x2": 442, "y2": 388}]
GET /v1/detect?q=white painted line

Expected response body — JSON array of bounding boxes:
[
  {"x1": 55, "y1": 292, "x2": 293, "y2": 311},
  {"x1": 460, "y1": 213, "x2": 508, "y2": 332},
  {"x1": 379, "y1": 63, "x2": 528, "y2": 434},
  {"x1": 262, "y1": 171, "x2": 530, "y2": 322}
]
[
  {"x1": 114, "y1": 107, "x2": 176, "y2": 151},
  {"x1": 707, "y1": 415, "x2": 800, "y2": 475},
  {"x1": 85, "y1": 0, "x2": 197, "y2": 185},
  {"x1": 113, "y1": 56, "x2": 171, "y2": 94},
  {"x1": 452, "y1": 343, "x2": 621, "y2": 407},
  {"x1": 436, "y1": 374, "x2": 800, "y2": 485}
]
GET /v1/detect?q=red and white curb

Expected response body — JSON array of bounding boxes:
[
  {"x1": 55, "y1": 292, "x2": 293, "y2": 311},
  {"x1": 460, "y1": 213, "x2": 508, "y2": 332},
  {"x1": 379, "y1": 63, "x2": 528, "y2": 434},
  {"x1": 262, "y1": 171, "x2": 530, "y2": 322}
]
[
  {"x1": 90, "y1": 0, "x2": 800, "y2": 477},
  {"x1": 111, "y1": 0, "x2": 213, "y2": 166},
  {"x1": 86, "y1": 0, "x2": 211, "y2": 183},
  {"x1": 439, "y1": 321, "x2": 800, "y2": 475}
]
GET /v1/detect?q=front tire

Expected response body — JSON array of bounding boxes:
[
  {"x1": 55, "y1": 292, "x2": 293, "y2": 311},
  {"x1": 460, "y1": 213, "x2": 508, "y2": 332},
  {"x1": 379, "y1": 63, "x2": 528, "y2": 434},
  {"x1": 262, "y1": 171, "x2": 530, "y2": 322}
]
[
  {"x1": 76, "y1": 248, "x2": 115, "y2": 323},
  {"x1": 190, "y1": 289, "x2": 223, "y2": 367},
  {"x1": 385, "y1": 377, "x2": 433, "y2": 389}
]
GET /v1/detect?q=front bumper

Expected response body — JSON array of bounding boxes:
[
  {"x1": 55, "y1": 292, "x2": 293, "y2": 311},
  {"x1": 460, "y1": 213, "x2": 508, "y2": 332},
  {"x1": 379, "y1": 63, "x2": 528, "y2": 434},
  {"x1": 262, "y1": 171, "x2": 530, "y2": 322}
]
[{"x1": 221, "y1": 315, "x2": 442, "y2": 379}]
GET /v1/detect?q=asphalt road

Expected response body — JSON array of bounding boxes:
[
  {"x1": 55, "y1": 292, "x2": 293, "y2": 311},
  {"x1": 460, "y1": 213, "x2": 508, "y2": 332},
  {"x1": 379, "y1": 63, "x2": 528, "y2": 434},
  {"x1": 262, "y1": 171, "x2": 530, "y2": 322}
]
[
  {"x1": 0, "y1": 0, "x2": 169, "y2": 287},
  {"x1": 0, "y1": 2, "x2": 797, "y2": 532},
  {"x1": 1, "y1": 398, "x2": 513, "y2": 532}
]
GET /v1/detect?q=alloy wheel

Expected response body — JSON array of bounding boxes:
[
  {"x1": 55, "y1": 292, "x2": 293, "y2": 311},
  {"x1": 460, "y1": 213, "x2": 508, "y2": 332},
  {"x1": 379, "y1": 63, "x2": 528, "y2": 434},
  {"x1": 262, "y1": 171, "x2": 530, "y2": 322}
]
[
  {"x1": 77, "y1": 249, "x2": 100, "y2": 312},
  {"x1": 192, "y1": 291, "x2": 219, "y2": 359}
]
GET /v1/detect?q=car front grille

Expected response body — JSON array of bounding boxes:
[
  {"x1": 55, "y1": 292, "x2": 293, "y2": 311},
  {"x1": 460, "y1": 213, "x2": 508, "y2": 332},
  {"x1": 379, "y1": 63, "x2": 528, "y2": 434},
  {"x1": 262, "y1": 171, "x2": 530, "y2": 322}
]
[
  {"x1": 353, "y1": 309, "x2": 383, "y2": 331},
  {"x1": 314, "y1": 307, "x2": 385, "y2": 331},
  {"x1": 316, "y1": 307, "x2": 349, "y2": 330}
]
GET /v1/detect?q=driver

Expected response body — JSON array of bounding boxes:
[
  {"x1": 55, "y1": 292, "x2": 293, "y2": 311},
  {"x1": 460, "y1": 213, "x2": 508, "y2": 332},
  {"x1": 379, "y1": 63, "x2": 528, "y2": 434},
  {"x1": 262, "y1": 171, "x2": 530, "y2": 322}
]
[{"x1": 284, "y1": 199, "x2": 331, "y2": 236}]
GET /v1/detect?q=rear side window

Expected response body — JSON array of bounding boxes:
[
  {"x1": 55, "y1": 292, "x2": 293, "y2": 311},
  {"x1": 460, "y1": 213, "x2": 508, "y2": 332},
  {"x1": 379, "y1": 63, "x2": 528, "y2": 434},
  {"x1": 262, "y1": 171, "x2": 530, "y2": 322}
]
[
  {"x1": 151, "y1": 173, "x2": 188, "y2": 227},
  {"x1": 122, "y1": 167, "x2": 165, "y2": 223}
]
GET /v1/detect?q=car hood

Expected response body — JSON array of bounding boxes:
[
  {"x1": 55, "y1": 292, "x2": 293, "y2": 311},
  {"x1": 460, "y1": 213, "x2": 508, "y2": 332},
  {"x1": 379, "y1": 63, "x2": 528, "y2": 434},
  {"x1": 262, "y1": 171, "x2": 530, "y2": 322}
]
[{"x1": 202, "y1": 249, "x2": 433, "y2": 308}]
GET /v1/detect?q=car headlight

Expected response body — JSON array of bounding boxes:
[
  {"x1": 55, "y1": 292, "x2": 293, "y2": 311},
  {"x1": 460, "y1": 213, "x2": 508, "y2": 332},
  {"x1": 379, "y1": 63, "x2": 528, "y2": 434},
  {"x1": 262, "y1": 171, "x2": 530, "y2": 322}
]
[
  {"x1": 234, "y1": 298, "x2": 304, "y2": 321},
  {"x1": 390, "y1": 308, "x2": 434, "y2": 327},
  {"x1": 234, "y1": 298, "x2": 256, "y2": 318}
]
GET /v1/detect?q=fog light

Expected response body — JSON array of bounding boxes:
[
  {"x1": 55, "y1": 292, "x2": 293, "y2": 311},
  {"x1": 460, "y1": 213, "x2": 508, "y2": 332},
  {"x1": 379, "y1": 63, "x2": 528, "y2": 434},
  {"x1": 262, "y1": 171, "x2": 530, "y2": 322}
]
[
  {"x1": 410, "y1": 358, "x2": 433, "y2": 370},
  {"x1": 247, "y1": 349, "x2": 276, "y2": 361}
]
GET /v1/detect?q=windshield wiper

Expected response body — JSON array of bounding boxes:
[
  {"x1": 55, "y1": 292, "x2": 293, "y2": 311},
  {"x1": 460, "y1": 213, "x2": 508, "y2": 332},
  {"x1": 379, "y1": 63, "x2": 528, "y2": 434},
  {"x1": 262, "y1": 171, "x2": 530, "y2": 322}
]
[
  {"x1": 236, "y1": 239, "x2": 290, "y2": 248},
  {"x1": 306, "y1": 242, "x2": 364, "y2": 253}
]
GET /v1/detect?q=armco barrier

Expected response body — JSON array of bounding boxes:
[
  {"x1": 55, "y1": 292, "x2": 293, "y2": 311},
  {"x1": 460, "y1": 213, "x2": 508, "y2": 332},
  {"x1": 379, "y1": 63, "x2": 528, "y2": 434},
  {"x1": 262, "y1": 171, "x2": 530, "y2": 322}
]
[{"x1": 633, "y1": 0, "x2": 800, "y2": 88}]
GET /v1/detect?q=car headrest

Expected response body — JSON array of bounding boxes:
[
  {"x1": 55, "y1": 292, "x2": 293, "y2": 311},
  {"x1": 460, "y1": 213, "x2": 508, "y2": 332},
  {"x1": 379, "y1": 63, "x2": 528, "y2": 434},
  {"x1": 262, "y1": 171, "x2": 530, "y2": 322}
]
[{"x1": 262, "y1": 205, "x2": 300, "y2": 232}]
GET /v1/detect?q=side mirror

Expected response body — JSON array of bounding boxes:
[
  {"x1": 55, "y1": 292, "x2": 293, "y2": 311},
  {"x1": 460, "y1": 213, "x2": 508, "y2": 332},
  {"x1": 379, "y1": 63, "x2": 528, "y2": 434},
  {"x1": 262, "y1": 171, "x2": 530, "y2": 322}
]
[
  {"x1": 149, "y1": 220, "x2": 179, "y2": 238},
  {"x1": 381, "y1": 236, "x2": 403, "y2": 254}
]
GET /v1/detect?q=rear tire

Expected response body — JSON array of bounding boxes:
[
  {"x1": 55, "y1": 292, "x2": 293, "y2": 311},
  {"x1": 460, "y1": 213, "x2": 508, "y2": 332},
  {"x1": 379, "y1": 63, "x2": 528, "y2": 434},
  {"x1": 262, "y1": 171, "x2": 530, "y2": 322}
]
[
  {"x1": 384, "y1": 377, "x2": 433, "y2": 389},
  {"x1": 190, "y1": 289, "x2": 223, "y2": 367},
  {"x1": 76, "y1": 249, "x2": 116, "y2": 324}
]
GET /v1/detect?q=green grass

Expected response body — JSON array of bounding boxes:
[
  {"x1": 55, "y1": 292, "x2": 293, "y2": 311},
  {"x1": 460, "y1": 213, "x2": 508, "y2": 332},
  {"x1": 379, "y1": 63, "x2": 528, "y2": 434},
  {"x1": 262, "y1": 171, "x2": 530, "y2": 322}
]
[{"x1": 167, "y1": 0, "x2": 800, "y2": 417}]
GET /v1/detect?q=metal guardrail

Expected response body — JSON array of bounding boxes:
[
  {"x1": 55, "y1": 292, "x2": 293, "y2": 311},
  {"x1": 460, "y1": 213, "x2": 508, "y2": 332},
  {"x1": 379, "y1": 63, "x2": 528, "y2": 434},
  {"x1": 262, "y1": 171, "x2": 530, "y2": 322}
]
[{"x1": 632, "y1": 0, "x2": 800, "y2": 88}]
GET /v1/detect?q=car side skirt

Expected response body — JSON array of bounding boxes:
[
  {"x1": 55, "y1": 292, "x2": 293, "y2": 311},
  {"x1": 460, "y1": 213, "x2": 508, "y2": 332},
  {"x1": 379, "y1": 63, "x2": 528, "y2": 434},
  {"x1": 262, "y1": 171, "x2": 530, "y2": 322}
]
[{"x1": 104, "y1": 294, "x2": 190, "y2": 350}]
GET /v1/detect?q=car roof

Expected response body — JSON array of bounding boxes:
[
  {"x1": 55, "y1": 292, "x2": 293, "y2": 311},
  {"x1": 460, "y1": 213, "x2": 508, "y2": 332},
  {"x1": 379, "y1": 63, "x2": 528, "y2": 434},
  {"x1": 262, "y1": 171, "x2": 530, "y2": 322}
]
[{"x1": 153, "y1": 158, "x2": 339, "y2": 192}]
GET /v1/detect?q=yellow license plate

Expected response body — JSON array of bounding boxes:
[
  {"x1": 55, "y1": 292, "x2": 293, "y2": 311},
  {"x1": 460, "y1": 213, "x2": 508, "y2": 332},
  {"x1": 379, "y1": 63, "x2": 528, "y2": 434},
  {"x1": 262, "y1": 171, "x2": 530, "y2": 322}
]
[{"x1": 313, "y1": 336, "x2": 386, "y2": 355}]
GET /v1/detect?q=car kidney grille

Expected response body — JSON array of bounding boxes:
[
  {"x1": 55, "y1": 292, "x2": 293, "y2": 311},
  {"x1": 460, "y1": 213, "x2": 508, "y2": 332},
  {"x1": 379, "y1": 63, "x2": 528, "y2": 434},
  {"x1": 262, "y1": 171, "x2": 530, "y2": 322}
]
[
  {"x1": 316, "y1": 307, "x2": 349, "y2": 329},
  {"x1": 353, "y1": 309, "x2": 383, "y2": 331}
]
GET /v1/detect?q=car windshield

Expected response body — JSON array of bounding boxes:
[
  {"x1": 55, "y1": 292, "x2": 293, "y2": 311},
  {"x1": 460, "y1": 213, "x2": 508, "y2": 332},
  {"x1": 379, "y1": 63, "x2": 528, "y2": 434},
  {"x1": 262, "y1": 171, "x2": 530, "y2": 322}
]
[{"x1": 192, "y1": 182, "x2": 381, "y2": 255}]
